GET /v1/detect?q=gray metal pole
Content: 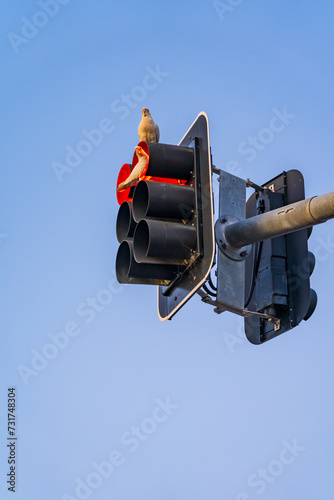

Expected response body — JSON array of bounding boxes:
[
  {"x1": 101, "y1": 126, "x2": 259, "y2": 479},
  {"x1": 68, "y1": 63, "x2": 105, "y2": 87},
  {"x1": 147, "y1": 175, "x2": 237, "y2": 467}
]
[{"x1": 225, "y1": 191, "x2": 334, "y2": 249}]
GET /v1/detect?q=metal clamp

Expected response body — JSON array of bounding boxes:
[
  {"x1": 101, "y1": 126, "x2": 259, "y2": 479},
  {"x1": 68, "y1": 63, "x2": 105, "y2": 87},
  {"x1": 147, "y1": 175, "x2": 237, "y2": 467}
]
[
  {"x1": 215, "y1": 215, "x2": 252, "y2": 261},
  {"x1": 243, "y1": 309, "x2": 281, "y2": 331}
]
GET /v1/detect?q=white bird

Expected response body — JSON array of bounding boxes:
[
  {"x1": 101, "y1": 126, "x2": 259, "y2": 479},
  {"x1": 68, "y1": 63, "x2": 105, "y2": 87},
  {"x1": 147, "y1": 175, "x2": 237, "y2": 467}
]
[
  {"x1": 116, "y1": 146, "x2": 149, "y2": 191},
  {"x1": 138, "y1": 108, "x2": 160, "y2": 143}
]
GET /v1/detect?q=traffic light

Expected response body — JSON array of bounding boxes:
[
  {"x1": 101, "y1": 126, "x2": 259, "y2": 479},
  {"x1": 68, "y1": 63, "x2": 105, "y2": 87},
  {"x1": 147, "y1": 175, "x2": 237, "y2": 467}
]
[
  {"x1": 244, "y1": 170, "x2": 317, "y2": 344},
  {"x1": 115, "y1": 112, "x2": 215, "y2": 320},
  {"x1": 115, "y1": 114, "x2": 328, "y2": 340}
]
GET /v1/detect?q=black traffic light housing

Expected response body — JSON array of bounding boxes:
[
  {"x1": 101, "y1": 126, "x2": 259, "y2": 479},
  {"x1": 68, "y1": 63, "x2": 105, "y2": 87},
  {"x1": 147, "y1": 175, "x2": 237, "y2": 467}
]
[
  {"x1": 244, "y1": 170, "x2": 317, "y2": 344},
  {"x1": 115, "y1": 114, "x2": 325, "y2": 342},
  {"x1": 115, "y1": 112, "x2": 215, "y2": 320}
]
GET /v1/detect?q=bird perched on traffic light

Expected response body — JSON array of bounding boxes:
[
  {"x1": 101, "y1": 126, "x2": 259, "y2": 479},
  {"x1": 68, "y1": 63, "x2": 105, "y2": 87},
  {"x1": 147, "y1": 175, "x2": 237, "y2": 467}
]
[
  {"x1": 138, "y1": 108, "x2": 160, "y2": 143},
  {"x1": 116, "y1": 146, "x2": 150, "y2": 191}
]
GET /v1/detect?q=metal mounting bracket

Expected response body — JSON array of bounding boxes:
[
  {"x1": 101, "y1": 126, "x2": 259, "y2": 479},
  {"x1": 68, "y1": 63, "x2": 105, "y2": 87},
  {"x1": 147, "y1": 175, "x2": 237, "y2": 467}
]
[{"x1": 215, "y1": 214, "x2": 252, "y2": 261}]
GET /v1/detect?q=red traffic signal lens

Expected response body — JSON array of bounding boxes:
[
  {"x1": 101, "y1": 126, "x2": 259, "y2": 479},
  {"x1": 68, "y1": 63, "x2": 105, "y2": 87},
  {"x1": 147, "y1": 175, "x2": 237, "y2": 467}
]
[{"x1": 116, "y1": 163, "x2": 133, "y2": 205}]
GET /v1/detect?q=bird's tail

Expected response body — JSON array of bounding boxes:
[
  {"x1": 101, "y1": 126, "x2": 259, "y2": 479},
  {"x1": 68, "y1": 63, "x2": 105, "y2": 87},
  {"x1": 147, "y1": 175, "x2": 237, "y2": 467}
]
[{"x1": 116, "y1": 182, "x2": 126, "y2": 192}]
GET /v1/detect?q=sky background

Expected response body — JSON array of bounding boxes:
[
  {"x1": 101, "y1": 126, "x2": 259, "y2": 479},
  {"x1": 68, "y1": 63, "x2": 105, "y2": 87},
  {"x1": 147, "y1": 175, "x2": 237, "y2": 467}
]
[{"x1": 1, "y1": 1, "x2": 334, "y2": 499}]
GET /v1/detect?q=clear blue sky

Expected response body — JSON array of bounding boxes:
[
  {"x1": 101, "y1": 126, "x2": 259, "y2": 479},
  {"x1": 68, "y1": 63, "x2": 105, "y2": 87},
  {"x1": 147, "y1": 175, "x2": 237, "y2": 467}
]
[{"x1": 1, "y1": 1, "x2": 334, "y2": 499}]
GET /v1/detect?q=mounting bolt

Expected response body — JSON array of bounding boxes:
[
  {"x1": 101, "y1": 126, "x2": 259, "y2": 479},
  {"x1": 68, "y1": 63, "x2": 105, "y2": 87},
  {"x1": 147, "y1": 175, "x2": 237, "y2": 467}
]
[
  {"x1": 240, "y1": 250, "x2": 248, "y2": 258},
  {"x1": 220, "y1": 217, "x2": 227, "y2": 224}
]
